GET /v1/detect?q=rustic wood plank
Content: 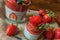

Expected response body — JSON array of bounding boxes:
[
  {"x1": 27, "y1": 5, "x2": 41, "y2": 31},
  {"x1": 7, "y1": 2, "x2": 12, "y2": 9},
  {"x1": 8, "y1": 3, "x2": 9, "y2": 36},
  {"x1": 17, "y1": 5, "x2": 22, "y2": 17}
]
[{"x1": 29, "y1": 0, "x2": 60, "y2": 11}]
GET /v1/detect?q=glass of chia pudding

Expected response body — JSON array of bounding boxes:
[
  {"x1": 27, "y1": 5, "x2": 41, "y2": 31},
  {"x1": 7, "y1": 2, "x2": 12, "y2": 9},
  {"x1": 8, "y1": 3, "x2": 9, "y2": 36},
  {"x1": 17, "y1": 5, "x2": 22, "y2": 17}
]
[{"x1": 5, "y1": 0, "x2": 31, "y2": 23}]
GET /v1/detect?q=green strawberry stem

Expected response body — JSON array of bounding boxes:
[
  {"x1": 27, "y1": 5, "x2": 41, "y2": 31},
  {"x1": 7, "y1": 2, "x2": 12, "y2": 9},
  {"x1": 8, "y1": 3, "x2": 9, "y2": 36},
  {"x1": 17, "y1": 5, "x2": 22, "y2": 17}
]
[
  {"x1": 11, "y1": 23, "x2": 18, "y2": 27},
  {"x1": 46, "y1": 10, "x2": 57, "y2": 18},
  {"x1": 37, "y1": 24, "x2": 45, "y2": 30},
  {"x1": 48, "y1": 11, "x2": 53, "y2": 17},
  {"x1": 48, "y1": 10, "x2": 57, "y2": 18},
  {"x1": 43, "y1": 23, "x2": 50, "y2": 30}
]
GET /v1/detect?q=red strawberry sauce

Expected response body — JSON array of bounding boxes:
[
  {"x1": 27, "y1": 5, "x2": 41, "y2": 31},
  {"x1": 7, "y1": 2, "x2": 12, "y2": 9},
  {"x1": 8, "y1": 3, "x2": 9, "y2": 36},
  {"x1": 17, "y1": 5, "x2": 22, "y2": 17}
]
[{"x1": 26, "y1": 23, "x2": 42, "y2": 35}]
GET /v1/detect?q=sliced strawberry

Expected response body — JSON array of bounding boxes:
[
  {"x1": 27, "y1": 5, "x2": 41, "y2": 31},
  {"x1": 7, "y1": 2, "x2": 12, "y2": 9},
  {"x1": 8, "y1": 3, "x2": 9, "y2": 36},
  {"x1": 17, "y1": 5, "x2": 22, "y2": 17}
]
[
  {"x1": 6, "y1": 24, "x2": 18, "y2": 36},
  {"x1": 29, "y1": 15, "x2": 42, "y2": 26},
  {"x1": 54, "y1": 28, "x2": 60, "y2": 39}
]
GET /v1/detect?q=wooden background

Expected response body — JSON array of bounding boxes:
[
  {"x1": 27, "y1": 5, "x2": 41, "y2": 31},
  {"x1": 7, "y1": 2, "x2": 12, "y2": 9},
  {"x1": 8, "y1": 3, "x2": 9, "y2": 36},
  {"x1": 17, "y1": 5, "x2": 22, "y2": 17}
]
[{"x1": 29, "y1": 0, "x2": 60, "y2": 11}]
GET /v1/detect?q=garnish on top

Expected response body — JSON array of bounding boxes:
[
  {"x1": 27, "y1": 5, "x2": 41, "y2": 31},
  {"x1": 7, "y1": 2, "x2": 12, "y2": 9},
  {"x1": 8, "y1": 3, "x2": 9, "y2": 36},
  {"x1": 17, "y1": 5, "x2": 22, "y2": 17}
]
[{"x1": 16, "y1": 0, "x2": 30, "y2": 5}]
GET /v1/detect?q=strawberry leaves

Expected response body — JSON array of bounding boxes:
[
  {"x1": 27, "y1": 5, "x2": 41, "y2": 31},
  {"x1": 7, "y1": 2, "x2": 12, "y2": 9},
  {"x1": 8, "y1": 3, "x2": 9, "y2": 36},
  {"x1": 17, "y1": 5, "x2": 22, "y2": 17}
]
[
  {"x1": 6, "y1": 24, "x2": 19, "y2": 36},
  {"x1": 47, "y1": 10, "x2": 57, "y2": 18},
  {"x1": 43, "y1": 23, "x2": 50, "y2": 30},
  {"x1": 36, "y1": 24, "x2": 45, "y2": 30},
  {"x1": 36, "y1": 23, "x2": 50, "y2": 31}
]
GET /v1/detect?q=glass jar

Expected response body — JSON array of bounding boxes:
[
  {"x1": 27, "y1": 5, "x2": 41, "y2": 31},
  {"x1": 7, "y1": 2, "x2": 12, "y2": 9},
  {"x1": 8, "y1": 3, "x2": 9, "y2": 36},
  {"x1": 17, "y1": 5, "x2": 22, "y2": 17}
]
[
  {"x1": 5, "y1": 0, "x2": 30, "y2": 23},
  {"x1": 24, "y1": 23, "x2": 43, "y2": 40}
]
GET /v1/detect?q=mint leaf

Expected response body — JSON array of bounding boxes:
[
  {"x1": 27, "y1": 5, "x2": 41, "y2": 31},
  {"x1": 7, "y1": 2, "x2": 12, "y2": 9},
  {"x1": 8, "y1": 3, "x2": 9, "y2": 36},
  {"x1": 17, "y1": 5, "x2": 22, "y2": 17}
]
[
  {"x1": 16, "y1": 0, "x2": 22, "y2": 4},
  {"x1": 43, "y1": 23, "x2": 50, "y2": 30},
  {"x1": 36, "y1": 24, "x2": 45, "y2": 30}
]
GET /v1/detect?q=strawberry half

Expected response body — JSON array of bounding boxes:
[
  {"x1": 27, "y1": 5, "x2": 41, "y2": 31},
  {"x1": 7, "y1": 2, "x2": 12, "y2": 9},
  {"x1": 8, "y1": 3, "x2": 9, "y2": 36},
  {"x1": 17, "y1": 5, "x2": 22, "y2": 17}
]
[
  {"x1": 6, "y1": 24, "x2": 18, "y2": 36},
  {"x1": 29, "y1": 15, "x2": 42, "y2": 26}
]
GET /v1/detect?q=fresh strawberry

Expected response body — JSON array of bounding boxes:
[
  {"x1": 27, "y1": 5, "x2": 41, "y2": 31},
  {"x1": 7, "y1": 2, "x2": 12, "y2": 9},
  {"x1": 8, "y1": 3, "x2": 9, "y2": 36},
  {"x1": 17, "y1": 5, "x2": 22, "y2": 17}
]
[
  {"x1": 29, "y1": 15, "x2": 42, "y2": 26},
  {"x1": 6, "y1": 24, "x2": 18, "y2": 36},
  {"x1": 44, "y1": 27, "x2": 54, "y2": 39},
  {"x1": 39, "y1": 9, "x2": 46, "y2": 16},
  {"x1": 54, "y1": 28, "x2": 60, "y2": 39},
  {"x1": 43, "y1": 14, "x2": 51, "y2": 23}
]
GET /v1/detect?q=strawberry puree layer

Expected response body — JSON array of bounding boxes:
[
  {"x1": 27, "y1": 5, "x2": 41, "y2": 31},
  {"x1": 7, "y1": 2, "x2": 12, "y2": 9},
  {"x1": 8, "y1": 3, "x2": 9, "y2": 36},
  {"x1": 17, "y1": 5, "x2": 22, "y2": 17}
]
[
  {"x1": 27, "y1": 23, "x2": 42, "y2": 35},
  {"x1": 5, "y1": 0, "x2": 28, "y2": 12}
]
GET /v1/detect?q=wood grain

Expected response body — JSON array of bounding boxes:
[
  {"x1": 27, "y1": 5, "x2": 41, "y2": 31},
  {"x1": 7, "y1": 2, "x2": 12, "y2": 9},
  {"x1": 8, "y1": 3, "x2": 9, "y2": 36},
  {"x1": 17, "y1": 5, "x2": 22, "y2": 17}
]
[{"x1": 29, "y1": 0, "x2": 60, "y2": 11}]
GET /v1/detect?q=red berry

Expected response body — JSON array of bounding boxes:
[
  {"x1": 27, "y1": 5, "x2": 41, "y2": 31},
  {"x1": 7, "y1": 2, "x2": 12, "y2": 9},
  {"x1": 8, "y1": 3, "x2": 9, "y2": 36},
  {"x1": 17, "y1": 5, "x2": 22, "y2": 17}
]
[
  {"x1": 6, "y1": 24, "x2": 18, "y2": 36},
  {"x1": 45, "y1": 27, "x2": 54, "y2": 39},
  {"x1": 43, "y1": 14, "x2": 51, "y2": 23},
  {"x1": 39, "y1": 9, "x2": 46, "y2": 16},
  {"x1": 29, "y1": 15, "x2": 42, "y2": 26},
  {"x1": 54, "y1": 28, "x2": 60, "y2": 39}
]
